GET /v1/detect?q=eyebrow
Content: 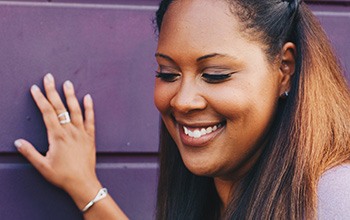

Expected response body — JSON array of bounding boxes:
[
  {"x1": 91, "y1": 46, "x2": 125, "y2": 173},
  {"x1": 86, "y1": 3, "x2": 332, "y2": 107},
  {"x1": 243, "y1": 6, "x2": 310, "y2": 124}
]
[
  {"x1": 196, "y1": 53, "x2": 236, "y2": 62},
  {"x1": 154, "y1": 52, "x2": 236, "y2": 63},
  {"x1": 155, "y1": 53, "x2": 175, "y2": 63}
]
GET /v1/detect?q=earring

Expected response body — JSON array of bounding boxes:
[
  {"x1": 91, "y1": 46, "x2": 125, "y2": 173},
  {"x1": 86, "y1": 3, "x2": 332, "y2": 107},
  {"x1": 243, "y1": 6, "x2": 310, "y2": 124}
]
[{"x1": 281, "y1": 91, "x2": 289, "y2": 98}]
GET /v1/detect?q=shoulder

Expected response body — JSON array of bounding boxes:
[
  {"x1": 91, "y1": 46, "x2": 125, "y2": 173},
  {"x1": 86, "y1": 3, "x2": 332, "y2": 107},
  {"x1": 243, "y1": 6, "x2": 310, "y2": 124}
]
[{"x1": 317, "y1": 164, "x2": 350, "y2": 219}]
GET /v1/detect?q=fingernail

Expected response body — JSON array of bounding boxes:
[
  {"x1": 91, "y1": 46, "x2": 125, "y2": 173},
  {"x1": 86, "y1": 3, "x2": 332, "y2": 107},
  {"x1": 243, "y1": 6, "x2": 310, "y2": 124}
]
[
  {"x1": 64, "y1": 80, "x2": 73, "y2": 89},
  {"x1": 45, "y1": 73, "x2": 54, "y2": 83},
  {"x1": 31, "y1": 84, "x2": 40, "y2": 92},
  {"x1": 85, "y1": 94, "x2": 92, "y2": 101},
  {"x1": 14, "y1": 139, "x2": 22, "y2": 148}
]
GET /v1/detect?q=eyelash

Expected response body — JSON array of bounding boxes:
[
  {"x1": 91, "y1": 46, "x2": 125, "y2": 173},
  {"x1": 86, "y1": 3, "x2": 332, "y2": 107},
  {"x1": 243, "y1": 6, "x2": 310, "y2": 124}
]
[
  {"x1": 201, "y1": 73, "x2": 233, "y2": 83},
  {"x1": 155, "y1": 72, "x2": 180, "y2": 82},
  {"x1": 155, "y1": 71, "x2": 234, "y2": 83}
]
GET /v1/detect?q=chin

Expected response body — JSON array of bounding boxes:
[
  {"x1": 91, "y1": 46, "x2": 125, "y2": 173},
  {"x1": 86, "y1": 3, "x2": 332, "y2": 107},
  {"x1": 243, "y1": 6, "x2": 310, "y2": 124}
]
[{"x1": 182, "y1": 158, "x2": 220, "y2": 177}]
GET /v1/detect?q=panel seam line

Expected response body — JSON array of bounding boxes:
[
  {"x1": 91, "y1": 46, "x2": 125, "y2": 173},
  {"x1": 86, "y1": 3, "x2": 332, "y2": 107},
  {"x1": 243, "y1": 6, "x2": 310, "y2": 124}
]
[{"x1": 0, "y1": 1, "x2": 158, "y2": 11}]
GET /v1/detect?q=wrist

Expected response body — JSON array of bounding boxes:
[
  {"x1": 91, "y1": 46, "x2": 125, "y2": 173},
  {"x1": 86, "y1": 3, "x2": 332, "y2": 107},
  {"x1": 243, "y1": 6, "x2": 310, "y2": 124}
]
[
  {"x1": 64, "y1": 177, "x2": 103, "y2": 210},
  {"x1": 81, "y1": 187, "x2": 108, "y2": 212}
]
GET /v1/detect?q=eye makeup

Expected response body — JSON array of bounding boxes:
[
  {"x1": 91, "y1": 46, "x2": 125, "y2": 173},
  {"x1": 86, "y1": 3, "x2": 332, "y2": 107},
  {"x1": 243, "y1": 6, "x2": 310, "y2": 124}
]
[
  {"x1": 201, "y1": 72, "x2": 234, "y2": 83},
  {"x1": 155, "y1": 71, "x2": 180, "y2": 82}
]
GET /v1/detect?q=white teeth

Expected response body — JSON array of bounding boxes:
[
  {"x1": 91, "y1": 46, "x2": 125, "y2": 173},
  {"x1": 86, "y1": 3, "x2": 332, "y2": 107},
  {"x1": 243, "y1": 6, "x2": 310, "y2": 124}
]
[
  {"x1": 193, "y1": 130, "x2": 201, "y2": 138},
  {"x1": 184, "y1": 126, "x2": 189, "y2": 135},
  {"x1": 206, "y1": 127, "x2": 212, "y2": 133},
  {"x1": 183, "y1": 124, "x2": 222, "y2": 139}
]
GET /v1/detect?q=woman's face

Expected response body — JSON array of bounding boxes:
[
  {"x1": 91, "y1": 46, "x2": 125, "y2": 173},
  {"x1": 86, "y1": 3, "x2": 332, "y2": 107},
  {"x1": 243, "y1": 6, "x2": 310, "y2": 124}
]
[{"x1": 154, "y1": 0, "x2": 285, "y2": 180}]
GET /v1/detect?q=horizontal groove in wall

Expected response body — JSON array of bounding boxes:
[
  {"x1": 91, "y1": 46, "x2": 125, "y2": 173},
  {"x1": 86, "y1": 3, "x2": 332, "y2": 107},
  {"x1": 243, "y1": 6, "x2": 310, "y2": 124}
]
[
  {"x1": 306, "y1": 1, "x2": 350, "y2": 6},
  {"x1": 0, "y1": 0, "x2": 349, "y2": 6},
  {"x1": 314, "y1": 10, "x2": 350, "y2": 16},
  {"x1": 0, "y1": 1, "x2": 159, "y2": 10},
  {"x1": 0, "y1": 162, "x2": 159, "y2": 169},
  {"x1": 96, "y1": 162, "x2": 158, "y2": 169},
  {"x1": 0, "y1": 152, "x2": 159, "y2": 164}
]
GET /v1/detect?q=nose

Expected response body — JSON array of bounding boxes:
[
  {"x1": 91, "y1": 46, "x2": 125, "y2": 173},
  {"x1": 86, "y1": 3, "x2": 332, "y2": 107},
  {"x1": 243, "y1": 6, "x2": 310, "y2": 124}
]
[{"x1": 170, "y1": 79, "x2": 207, "y2": 114}]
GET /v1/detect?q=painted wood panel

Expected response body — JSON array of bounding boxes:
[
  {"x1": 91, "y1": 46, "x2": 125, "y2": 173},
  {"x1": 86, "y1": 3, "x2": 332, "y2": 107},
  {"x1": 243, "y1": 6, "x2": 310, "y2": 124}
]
[
  {"x1": 0, "y1": 2, "x2": 160, "y2": 153},
  {"x1": 0, "y1": 1, "x2": 348, "y2": 220},
  {"x1": 0, "y1": 2, "x2": 160, "y2": 220},
  {"x1": 0, "y1": 163, "x2": 158, "y2": 220},
  {"x1": 310, "y1": 4, "x2": 350, "y2": 79}
]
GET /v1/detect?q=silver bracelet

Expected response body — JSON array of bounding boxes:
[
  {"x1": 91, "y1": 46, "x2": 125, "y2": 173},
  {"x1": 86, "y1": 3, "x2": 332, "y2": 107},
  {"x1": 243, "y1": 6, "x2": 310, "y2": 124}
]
[{"x1": 82, "y1": 188, "x2": 108, "y2": 213}]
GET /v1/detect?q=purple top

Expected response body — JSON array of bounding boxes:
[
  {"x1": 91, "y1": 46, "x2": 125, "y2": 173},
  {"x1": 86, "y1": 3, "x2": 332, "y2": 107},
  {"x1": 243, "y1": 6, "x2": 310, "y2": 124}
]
[{"x1": 318, "y1": 164, "x2": 350, "y2": 219}]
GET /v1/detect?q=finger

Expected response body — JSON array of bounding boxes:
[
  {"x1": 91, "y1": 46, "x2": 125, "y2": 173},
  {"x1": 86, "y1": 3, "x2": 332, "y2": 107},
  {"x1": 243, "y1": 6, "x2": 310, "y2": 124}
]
[
  {"x1": 14, "y1": 139, "x2": 50, "y2": 176},
  {"x1": 84, "y1": 94, "x2": 95, "y2": 136},
  {"x1": 43, "y1": 73, "x2": 68, "y2": 116},
  {"x1": 31, "y1": 85, "x2": 61, "y2": 130},
  {"x1": 63, "y1": 80, "x2": 84, "y2": 127}
]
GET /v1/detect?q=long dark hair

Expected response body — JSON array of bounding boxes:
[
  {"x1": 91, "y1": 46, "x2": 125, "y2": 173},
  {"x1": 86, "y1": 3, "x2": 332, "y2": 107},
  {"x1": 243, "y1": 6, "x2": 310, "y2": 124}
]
[{"x1": 155, "y1": 0, "x2": 350, "y2": 219}]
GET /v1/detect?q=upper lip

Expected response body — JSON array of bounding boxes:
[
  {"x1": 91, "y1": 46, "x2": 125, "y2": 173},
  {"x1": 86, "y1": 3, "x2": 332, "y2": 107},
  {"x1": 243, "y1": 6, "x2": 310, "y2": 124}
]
[{"x1": 173, "y1": 117, "x2": 224, "y2": 128}]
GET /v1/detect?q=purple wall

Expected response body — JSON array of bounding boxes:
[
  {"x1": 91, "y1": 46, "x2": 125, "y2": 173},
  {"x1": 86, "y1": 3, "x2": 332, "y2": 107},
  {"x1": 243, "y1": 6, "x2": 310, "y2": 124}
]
[
  {"x1": 0, "y1": 1, "x2": 159, "y2": 219},
  {"x1": 310, "y1": 4, "x2": 350, "y2": 78},
  {"x1": 0, "y1": 1, "x2": 348, "y2": 220}
]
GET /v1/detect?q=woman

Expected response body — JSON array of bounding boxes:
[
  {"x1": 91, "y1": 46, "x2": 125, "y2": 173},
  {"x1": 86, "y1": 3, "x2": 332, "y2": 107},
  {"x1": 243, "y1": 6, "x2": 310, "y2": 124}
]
[{"x1": 14, "y1": 0, "x2": 350, "y2": 219}]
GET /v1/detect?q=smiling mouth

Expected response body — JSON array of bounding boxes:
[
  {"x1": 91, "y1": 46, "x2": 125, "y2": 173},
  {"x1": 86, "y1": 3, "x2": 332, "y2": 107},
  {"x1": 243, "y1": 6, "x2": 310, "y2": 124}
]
[
  {"x1": 182, "y1": 122, "x2": 225, "y2": 139},
  {"x1": 182, "y1": 119, "x2": 225, "y2": 139}
]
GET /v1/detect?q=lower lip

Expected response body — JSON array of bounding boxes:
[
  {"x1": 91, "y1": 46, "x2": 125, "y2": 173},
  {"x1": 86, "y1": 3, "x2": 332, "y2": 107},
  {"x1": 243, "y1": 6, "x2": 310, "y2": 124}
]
[{"x1": 178, "y1": 124, "x2": 224, "y2": 147}]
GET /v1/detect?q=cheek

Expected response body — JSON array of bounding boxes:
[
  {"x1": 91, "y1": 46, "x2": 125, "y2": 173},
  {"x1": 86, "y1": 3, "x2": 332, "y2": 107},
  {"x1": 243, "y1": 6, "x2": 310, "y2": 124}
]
[
  {"x1": 230, "y1": 91, "x2": 279, "y2": 142},
  {"x1": 208, "y1": 80, "x2": 278, "y2": 125},
  {"x1": 154, "y1": 81, "x2": 174, "y2": 114},
  {"x1": 205, "y1": 83, "x2": 251, "y2": 116}
]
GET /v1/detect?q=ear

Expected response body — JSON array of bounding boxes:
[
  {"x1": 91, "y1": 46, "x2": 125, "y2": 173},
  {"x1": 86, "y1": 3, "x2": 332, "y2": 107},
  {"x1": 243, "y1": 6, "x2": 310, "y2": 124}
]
[{"x1": 278, "y1": 42, "x2": 296, "y2": 97}]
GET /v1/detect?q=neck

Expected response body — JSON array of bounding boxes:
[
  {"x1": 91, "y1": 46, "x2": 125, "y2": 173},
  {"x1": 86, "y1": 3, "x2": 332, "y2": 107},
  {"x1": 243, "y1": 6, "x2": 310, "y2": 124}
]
[
  {"x1": 213, "y1": 152, "x2": 262, "y2": 213},
  {"x1": 214, "y1": 177, "x2": 235, "y2": 211}
]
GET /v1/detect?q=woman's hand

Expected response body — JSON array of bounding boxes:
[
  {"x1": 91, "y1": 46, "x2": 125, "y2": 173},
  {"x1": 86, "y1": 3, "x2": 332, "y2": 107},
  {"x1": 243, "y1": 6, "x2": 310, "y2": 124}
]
[
  {"x1": 15, "y1": 73, "x2": 129, "y2": 219},
  {"x1": 15, "y1": 73, "x2": 101, "y2": 208}
]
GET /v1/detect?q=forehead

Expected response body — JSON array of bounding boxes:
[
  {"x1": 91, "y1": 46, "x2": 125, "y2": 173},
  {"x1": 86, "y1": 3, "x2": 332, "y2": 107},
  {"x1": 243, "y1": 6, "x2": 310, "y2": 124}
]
[{"x1": 158, "y1": 0, "x2": 245, "y2": 53}]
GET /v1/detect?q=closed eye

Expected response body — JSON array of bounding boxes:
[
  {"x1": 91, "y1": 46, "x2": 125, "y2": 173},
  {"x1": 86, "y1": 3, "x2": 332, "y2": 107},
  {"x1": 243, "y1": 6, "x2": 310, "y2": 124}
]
[
  {"x1": 155, "y1": 71, "x2": 180, "y2": 82},
  {"x1": 201, "y1": 73, "x2": 234, "y2": 83}
]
